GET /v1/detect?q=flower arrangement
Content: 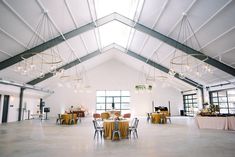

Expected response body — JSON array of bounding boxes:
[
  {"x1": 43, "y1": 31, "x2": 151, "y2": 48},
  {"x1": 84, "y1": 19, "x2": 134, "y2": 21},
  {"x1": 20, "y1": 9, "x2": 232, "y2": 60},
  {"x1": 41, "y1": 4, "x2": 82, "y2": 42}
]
[
  {"x1": 135, "y1": 84, "x2": 152, "y2": 92},
  {"x1": 199, "y1": 102, "x2": 220, "y2": 116}
]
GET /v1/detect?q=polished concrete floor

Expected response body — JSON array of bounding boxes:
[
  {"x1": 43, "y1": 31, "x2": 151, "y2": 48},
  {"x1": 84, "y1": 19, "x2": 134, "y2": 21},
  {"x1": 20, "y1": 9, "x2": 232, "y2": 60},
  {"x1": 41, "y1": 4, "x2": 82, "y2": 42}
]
[{"x1": 0, "y1": 117, "x2": 235, "y2": 157}]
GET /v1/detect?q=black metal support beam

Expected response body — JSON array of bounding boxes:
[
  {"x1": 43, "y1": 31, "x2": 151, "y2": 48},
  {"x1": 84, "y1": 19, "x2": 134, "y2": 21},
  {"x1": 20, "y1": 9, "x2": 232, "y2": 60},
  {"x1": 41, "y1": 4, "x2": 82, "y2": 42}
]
[
  {"x1": 114, "y1": 13, "x2": 235, "y2": 77},
  {"x1": 124, "y1": 48, "x2": 203, "y2": 90},
  {"x1": 0, "y1": 13, "x2": 114, "y2": 70},
  {"x1": 27, "y1": 43, "x2": 203, "y2": 90},
  {"x1": 1, "y1": 12, "x2": 234, "y2": 78},
  {"x1": 27, "y1": 49, "x2": 101, "y2": 85},
  {"x1": 18, "y1": 87, "x2": 25, "y2": 121}
]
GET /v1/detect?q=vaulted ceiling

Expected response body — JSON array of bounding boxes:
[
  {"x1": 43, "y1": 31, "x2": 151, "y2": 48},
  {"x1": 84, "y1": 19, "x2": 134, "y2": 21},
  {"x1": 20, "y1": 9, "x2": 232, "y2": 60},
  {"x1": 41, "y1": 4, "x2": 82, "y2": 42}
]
[{"x1": 0, "y1": 0, "x2": 235, "y2": 91}]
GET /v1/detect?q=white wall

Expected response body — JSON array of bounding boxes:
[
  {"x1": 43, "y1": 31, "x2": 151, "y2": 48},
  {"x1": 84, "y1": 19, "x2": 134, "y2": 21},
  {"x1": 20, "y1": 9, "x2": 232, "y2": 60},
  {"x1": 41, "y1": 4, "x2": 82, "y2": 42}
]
[
  {"x1": 0, "y1": 84, "x2": 43, "y2": 123},
  {"x1": 45, "y1": 59, "x2": 183, "y2": 117}
]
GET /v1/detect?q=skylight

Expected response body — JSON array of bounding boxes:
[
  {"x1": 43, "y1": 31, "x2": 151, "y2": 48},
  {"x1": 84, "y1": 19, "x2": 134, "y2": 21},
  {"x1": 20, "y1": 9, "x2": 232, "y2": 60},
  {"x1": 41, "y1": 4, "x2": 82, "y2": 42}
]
[{"x1": 99, "y1": 21, "x2": 131, "y2": 48}]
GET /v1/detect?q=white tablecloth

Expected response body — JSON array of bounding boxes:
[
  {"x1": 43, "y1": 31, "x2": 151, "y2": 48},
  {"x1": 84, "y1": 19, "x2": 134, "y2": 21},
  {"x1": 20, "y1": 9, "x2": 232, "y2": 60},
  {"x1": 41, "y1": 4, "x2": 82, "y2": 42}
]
[
  {"x1": 196, "y1": 116, "x2": 228, "y2": 130},
  {"x1": 227, "y1": 117, "x2": 235, "y2": 130}
]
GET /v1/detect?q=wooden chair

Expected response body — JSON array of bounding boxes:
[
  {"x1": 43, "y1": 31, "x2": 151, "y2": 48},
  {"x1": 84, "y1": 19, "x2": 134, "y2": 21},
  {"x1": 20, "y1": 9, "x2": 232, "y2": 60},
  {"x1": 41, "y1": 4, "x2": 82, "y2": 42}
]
[
  {"x1": 93, "y1": 113, "x2": 101, "y2": 119},
  {"x1": 56, "y1": 114, "x2": 64, "y2": 125},
  {"x1": 101, "y1": 112, "x2": 110, "y2": 120},
  {"x1": 69, "y1": 113, "x2": 76, "y2": 125},
  {"x1": 114, "y1": 111, "x2": 121, "y2": 117},
  {"x1": 123, "y1": 113, "x2": 131, "y2": 118}
]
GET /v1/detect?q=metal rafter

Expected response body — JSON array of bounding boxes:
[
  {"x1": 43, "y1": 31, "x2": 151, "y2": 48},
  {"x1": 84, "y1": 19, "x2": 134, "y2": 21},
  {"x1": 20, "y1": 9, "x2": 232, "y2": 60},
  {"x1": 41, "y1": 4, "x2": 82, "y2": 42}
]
[
  {"x1": 1, "y1": 13, "x2": 234, "y2": 78},
  {"x1": 27, "y1": 48, "x2": 101, "y2": 85},
  {"x1": 27, "y1": 43, "x2": 203, "y2": 90}
]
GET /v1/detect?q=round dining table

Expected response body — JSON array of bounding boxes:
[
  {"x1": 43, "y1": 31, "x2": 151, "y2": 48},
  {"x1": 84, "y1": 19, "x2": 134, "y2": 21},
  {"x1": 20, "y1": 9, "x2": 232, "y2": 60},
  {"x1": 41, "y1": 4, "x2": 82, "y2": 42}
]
[
  {"x1": 151, "y1": 113, "x2": 166, "y2": 124},
  {"x1": 103, "y1": 119, "x2": 129, "y2": 140},
  {"x1": 61, "y1": 113, "x2": 77, "y2": 125}
]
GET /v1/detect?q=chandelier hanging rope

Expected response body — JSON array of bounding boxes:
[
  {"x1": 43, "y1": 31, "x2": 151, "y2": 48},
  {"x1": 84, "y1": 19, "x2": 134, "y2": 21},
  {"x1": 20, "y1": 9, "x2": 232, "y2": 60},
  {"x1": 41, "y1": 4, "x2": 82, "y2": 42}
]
[
  {"x1": 168, "y1": 13, "x2": 209, "y2": 79},
  {"x1": 15, "y1": 12, "x2": 63, "y2": 77}
]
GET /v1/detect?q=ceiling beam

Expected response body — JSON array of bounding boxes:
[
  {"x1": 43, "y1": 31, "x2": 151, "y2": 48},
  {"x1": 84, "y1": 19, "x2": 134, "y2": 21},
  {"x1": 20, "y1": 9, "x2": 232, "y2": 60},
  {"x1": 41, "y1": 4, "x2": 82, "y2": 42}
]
[
  {"x1": 1, "y1": 13, "x2": 234, "y2": 77},
  {"x1": 27, "y1": 49, "x2": 101, "y2": 85},
  {"x1": 114, "y1": 13, "x2": 235, "y2": 77},
  {"x1": 0, "y1": 13, "x2": 114, "y2": 70},
  {"x1": 27, "y1": 43, "x2": 203, "y2": 90},
  {"x1": 114, "y1": 44, "x2": 203, "y2": 90}
]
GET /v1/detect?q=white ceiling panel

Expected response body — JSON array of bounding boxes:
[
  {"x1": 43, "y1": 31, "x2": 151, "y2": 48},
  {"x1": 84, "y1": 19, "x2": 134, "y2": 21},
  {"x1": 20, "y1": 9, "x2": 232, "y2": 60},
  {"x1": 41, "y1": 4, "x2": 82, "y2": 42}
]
[
  {"x1": 81, "y1": 30, "x2": 99, "y2": 53},
  {"x1": 169, "y1": 0, "x2": 229, "y2": 41},
  {"x1": 140, "y1": 36, "x2": 162, "y2": 59},
  {"x1": 63, "y1": 0, "x2": 92, "y2": 27},
  {"x1": 138, "y1": 0, "x2": 166, "y2": 28},
  {"x1": 64, "y1": 35, "x2": 88, "y2": 58},
  {"x1": 203, "y1": 29, "x2": 235, "y2": 58},
  {"x1": 221, "y1": 50, "x2": 235, "y2": 66},
  {"x1": 195, "y1": 2, "x2": 235, "y2": 50},
  {"x1": 39, "y1": 0, "x2": 75, "y2": 34},
  {"x1": 129, "y1": 30, "x2": 146, "y2": 54},
  {"x1": 154, "y1": 0, "x2": 194, "y2": 36},
  {"x1": 95, "y1": 0, "x2": 140, "y2": 19},
  {"x1": 0, "y1": 51, "x2": 9, "y2": 62},
  {"x1": 0, "y1": 31, "x2": 25, "y2": 56},
  {"x1": 0, "y1": 3, "x2": 33, "y2": 54},
  {"x1": 99, "y1": 21, "x2": 131, "y2": 48},
  {"x1": 155, "y1": 43, "x2": 174, "y2": 64}
]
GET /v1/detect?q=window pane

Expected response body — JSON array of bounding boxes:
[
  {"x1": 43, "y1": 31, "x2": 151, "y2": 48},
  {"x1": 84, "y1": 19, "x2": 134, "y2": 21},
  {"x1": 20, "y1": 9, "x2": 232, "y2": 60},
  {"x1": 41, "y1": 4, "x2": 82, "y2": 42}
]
[
  {"x1": 229, "y1": 103, "x2": 235, "y2": 108},
  {"x1": 96, "y1": 110, "x2": 105, "y2": 114},
  {"x1": 114, "y1": 97, "x2": 120, "y2": 102},
  {"x1": 229, "y1": 109, "x2": 235, "y2": 114},
  {"x1": 220, "y1": 109, "x2": 228, "y2": 114},
  {"x1": 212, "y1": 92, "x2": 218, "y2": 97},
  {"x1": 106, "y1": 91, "x2": 120, "y2": 96},
  {"x1": 97, "y1": 91, "x2": 105, "y2": 96},
  {"x1": 115, "y1": 103, "x2": 120, "y2": 109},
  {"x1": 228, "y1": 97, "x2": 235, "y2": 102},
  {"x1": 96, "y1": 104, "x2": 105, "y2": 110},
  {"x1": 97, "y1": 97, "x2": 105, "y2": 103},
  {"x1": 227, "y1": 90, "x2": 235, "y2": 95},
  {"x1": 218, "y1": 91, "x2": 226, "y2": 97},
  {"x1": 106, "y1": 103, "x2": 112, "y2": 110},
  {"x1": 106, "y1": 97, "x2": 113, "y2": 103},
  {"x1": 219, "y1": 103, "x2": 227, "y2": 108},
  {"x1": 212, "y1": 98, "x2": 218, "y2": 102},
  {"x1": 218, "y1": 97, "x2": 227, "y2": 102}
]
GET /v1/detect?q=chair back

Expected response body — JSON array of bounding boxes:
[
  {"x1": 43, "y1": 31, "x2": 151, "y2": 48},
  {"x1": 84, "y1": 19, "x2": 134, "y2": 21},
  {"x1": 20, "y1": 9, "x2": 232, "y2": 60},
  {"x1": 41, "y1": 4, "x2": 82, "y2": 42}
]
[
  {"x1": 113, "y1": 120, "x2": 119, "y2": 131},
  {"x1": 130, "y1": 118, "x2": 137, "y2": 127},
  {"x1": 93, "y1": 113, "x2": 101, "y2": 119},
  {"x1": 101, "y1": 112, "x2": 110, "y2": 120},
  {"x1": 161, "y1": 111, "x2": 170, "y2": 116},
  {"x1": 93, "y1": 120, "x2": 98, "y2": 130},
  {"x1": 134, "y1": 119, "x2": 139, "y2": 129},
  {"x1": 123, "y1": 113, "x2": 131, "y2": 118},
  {"x1": 114, "y1": 111, "x2": 121, "y2": 117},
  {"x1": 58, "y1": 114, "x2": 61, "y2": 119}
]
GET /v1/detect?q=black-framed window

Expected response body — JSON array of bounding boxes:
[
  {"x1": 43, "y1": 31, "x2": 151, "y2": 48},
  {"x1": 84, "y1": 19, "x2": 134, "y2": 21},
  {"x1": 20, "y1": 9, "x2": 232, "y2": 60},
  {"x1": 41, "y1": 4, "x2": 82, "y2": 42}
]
[
  {"x1": 183, "y1": 93, "x2": 198, "y2": 116},
  {"x1": 209, "y1": 88, "x2": 235, "y2": 114},
  {"x1": 96, "y1": 90, "x2": 130, "y2": 114}
]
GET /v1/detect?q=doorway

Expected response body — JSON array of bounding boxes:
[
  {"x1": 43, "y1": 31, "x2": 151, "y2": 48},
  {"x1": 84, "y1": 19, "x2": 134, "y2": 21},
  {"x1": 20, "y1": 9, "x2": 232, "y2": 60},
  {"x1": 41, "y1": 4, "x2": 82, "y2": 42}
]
[{"x1": 2, "y1": 95, "x2": 9, "y2": 123}]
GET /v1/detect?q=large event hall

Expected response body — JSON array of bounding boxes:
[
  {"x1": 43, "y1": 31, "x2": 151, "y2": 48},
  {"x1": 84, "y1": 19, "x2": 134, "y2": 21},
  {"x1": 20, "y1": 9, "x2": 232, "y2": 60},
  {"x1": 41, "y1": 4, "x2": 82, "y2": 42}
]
[{"x1": 0, "y1": 0, "x2": 235, "y2": 157}]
